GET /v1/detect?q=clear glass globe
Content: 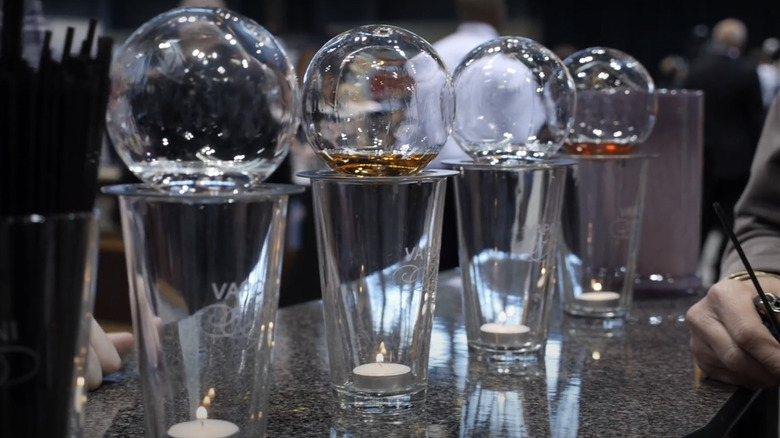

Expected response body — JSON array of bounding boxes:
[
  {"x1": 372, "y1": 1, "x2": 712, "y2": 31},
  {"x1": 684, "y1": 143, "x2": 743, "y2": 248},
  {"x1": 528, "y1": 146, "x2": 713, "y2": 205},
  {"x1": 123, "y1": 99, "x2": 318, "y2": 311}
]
[
  {"x1": 302, "y1": 24, "x2": 453, "y2": 176},
  {"x1": 563, "y1": 47, "x2": 657, "y2": 155},
  {"x1": 451, "y1": 36, "x2": 576, "y2": 164},
  {"x1": 106, "y1": 7, "x2": 299, "y2": 192}
]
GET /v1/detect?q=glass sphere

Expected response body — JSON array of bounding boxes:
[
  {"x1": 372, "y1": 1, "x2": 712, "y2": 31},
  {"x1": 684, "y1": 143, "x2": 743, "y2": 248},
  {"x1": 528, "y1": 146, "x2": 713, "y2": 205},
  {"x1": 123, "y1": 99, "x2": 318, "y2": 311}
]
[
  {"x1": 106, "y1": 7, "x2": 299, "y2": 192},
  {"x1": 451, "y1": 36, "x2": 576, "y2": 164},
  {"x1": 563, "y1": 47, "x2": 657, "y2": 155},
  {"x1": 302, "y1": 24, "x2": 453, "y2": 176}
]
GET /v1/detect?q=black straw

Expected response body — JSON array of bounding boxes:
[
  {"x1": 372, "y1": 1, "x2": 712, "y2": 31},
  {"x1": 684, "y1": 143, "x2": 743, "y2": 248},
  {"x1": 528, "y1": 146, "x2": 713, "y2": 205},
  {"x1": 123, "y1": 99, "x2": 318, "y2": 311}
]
[
  {"x1": 0, "y1": 0, "x2": 23, "y2": 68},
  {"x1": 0, "y1": 2, "x2": 113, "y2": 216},
  {"x1": 713, "y1": 202, "x2": 780, "y2": 338}
]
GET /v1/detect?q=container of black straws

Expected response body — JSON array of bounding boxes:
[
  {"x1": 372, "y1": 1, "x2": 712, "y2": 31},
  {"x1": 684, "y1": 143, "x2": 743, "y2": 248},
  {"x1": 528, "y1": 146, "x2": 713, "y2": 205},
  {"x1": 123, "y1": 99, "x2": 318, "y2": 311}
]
[{"x1": 0, "y1": 1, "x2": 113, "y2": 436}]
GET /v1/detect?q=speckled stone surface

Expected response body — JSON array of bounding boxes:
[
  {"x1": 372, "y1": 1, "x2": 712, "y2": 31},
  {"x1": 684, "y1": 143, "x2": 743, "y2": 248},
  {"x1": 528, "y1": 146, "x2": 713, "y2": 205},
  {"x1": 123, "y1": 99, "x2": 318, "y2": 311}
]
[{"x1": 85, "y1": 271, "x2": 735, "y2": 437}]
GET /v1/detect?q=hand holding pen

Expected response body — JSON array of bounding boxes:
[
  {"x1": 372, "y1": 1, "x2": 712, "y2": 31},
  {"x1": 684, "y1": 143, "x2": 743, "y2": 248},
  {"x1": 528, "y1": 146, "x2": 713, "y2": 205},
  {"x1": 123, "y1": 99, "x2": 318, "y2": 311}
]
[{"x1": 685, "y1": 203, "x2": 780, "y2": 388}]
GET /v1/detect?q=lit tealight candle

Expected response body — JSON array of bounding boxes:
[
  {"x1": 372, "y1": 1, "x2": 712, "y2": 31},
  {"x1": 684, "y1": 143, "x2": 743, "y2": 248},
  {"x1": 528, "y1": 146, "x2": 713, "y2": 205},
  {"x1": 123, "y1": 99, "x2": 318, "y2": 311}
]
[
  {"x1": 576, "y1": 291, "x2": 621, "y2": 308},
  {"x1": 167, "y1": 406, "x2": 239, "y2": 438},
  {"x1": 479, "y1": 322, "x2": 530, "y2": 346},
  {"x1": 352, "y1": 353, "x2": 412, "y2": 393}
]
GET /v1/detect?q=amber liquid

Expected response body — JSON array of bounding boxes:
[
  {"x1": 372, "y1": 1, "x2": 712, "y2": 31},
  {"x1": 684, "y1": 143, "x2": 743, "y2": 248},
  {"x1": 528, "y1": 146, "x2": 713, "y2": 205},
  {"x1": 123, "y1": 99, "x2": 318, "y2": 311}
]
[
  {"x1": 563, "y1": 143, "x2": 637, "y2": 155},
  {"x1": 320, "y1": 151, "x2": 437, "y2": 176}
]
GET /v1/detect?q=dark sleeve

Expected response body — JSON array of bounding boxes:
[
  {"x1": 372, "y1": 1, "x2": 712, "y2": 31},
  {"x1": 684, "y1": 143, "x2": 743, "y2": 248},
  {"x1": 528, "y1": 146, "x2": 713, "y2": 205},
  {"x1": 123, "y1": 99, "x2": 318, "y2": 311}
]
[{"x1": 721, "y1": 95, "x2": 780, "y2": 274}]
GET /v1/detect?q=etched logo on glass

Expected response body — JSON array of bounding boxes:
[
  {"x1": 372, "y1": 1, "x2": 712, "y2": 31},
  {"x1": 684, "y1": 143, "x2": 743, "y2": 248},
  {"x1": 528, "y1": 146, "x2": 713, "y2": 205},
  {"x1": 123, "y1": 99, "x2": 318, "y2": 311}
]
[
  {"x1": 610, "y1": 207, "x2": 637, "y2": 240},
  {"x1": 393, "y1": 247, "x2": 428, "y2": 285},
  {"x1": 519, "y1": 223, "x2": 555, "y2": 262},
  {"x1": 198, "y1": 281, "x2": 267, "y2": 339}
]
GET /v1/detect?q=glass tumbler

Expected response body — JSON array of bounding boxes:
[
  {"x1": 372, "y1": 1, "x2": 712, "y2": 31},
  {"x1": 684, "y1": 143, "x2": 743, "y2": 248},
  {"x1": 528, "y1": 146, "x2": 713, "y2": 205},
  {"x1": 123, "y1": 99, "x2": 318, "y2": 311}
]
[
  {"x1": 0, "y1": 211, "x2": 99, "y2": 437},
  {"x1": 303, "y1": 169, "x2": 454, "y2": 413},
  {"x1": 105, "y1": 183, "x2": 302, "y2": 438},
  {"x1": 451, "y1": 160, "x2": 570, "y2": 361}
]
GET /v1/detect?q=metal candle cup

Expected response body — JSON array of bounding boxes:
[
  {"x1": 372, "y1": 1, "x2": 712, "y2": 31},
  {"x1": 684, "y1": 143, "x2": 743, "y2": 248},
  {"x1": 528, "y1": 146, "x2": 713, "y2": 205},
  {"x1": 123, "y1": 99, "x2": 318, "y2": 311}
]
[
  {"x1": 575, "y1": 292, "x2": 621, "y2": 308},
  {"x1": 352, "y1": 362, "x2": 413, "y2": 393},
  {"x1": 479, "y1": 323, "x2": 531, "y2": 347},
  {"x1": 167, "y1": 406, "x2": 239, "y2": 438}
]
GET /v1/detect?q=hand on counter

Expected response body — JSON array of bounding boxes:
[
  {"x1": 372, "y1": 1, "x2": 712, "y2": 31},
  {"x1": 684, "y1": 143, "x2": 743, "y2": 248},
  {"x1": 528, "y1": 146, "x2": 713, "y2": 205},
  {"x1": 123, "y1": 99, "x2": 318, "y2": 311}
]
[
  {"x1": 86, "y1": 317, "x2": 134, "y2": 391},
  {"x1": 687, "y1": 277, "x2": 780, "y2": 388}
]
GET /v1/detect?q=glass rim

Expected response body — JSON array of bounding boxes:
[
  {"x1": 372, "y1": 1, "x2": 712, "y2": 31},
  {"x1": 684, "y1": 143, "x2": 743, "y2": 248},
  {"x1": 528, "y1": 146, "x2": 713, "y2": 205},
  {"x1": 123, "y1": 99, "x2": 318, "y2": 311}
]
[
  {"x1": 555, "y1": 152, "x2": 659, "y2": 161},
  {"x1": 443, "y1": 157, "x2": 577, "y2": 171},
  {"x1": 656, "y1": 88, "x2": 704, "y2": 97},
  {"x1": 102, "y1": 183, "x2": 305, "y2": 201},
  {"x1": 298, "y1": 169, "x2": 458, "y2": 182},
  {"x1": 0, "y1": 208, "x2": 100, "y2": 224}
]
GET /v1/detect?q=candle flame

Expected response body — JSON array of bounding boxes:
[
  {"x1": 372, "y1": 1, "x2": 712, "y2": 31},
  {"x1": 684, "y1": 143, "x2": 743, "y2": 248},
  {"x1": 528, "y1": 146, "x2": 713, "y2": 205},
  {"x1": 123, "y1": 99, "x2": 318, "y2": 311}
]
[
  {"x1": 208, "y1": 388, "x2": 216, "y2": 399},
  {"x1": 202, "y1": 396, "x2": 211, "y2": 407},
  {"x1": 379, "y1": 341, "x2": 387, "y2": 356},
  {"x1": 498, "y1": 311, "x2": 507, "y2": 323},
  {"x1": 591, "y1": 280, "x2": 603, "y2": 291},
  {"x1": 376, "y1": 353, "x2": 384, "y2": 363},
  {"x1": 196, "y1": 406, "x2": 208, "y2": 421}
]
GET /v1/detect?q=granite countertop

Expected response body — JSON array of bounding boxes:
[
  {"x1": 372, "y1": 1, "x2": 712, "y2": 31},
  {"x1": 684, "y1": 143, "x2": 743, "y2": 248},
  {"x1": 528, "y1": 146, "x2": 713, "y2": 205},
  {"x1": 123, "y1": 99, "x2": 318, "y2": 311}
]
[{"x1": 85, "y1": 271, "x2": 737, "y2": 437}]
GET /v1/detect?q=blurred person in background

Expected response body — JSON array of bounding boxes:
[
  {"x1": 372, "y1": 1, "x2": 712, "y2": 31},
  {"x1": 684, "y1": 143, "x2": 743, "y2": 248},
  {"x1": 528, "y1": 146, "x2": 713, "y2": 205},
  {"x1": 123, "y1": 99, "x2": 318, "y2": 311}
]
[
  {"x1": 754, "y1": 37, "x2": 780, "y2": 110},
  {"x1": 686, "y1": 24, "x2": 710, "y2": 62},
  {"x1": 0, "y1": 0, "x2": 45, "y2": 67},
  {"x1": 656, "y1": 54, "x2": 689, "y2": 89},
  {"x1": 277, "y1": 42, "x2": 328, "y2": 307},
  {"x1": 428, "y1": 0, "x2": 506, "y2": 170},
  {"x1": 428, "y1": 0, "x2": 507, "y2": 271},
  {"x1": 687, "y1": 92, "x2": 780, "y2": 388},
  {"x1": 683, "y1": 18, "x2": 765, "y2": 281}
]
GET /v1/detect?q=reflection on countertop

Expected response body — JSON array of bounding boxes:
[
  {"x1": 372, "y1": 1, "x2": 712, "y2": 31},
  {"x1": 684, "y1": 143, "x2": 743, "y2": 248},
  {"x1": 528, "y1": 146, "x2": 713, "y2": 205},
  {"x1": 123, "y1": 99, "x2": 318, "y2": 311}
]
[{"x1": 85, "y1": 270, "x2": 735, "y2": 438}]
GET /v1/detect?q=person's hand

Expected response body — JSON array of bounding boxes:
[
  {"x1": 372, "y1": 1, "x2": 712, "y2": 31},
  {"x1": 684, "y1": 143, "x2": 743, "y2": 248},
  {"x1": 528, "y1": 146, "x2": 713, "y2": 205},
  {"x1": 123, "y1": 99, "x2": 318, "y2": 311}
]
[
  {"x1": 86, "y1": 317, "x2": 134, "y2": 391},
  {"x1": 686, "y1": 277, "x2": 780, "y2": 388}
]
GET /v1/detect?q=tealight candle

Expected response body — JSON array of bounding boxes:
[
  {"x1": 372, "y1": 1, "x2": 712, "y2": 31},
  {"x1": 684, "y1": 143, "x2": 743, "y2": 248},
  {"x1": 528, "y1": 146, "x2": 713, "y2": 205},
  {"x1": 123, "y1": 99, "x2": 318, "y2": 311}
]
[
  {"x1": 576, "y1": 291, "x2": 621, "y2": 308},
  {"x1": 480, "y1": 323, "x2": 530, "y2": 346},
  {"x1": 352, "y1": 353, "x2": 412, "y2": 393},
  {"x1": 167, "y1": 407, "x2": 239, "y2": 438}
]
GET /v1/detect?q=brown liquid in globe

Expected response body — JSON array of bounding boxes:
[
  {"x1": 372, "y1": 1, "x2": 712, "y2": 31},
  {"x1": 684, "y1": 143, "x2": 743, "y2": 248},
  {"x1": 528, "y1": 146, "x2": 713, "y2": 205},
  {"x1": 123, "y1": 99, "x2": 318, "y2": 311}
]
[
  {"x1": 321, "y1": 152, "x2": 436, "y2": 176},
  {"x1": 564, "y1": 143, "x2": 636, "y2": 155}
]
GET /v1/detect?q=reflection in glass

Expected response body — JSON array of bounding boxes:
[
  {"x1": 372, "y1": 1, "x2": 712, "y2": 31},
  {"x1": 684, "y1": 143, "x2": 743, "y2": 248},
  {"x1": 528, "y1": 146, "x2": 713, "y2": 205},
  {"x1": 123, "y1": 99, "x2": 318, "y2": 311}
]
[
  {"x1": 302, "y1": 25, "x2": 453, "y2": 176},
  {"x1": 453, "y1": 162, "x2": 569, "y2": 360},
  {"x1": 107, "y1": 7, "x2": 299, "y2": 191},
  {"x1": 330, "y1": 409, "x2": 435, "y2": 438},
  {"x1": 562, "y1": 47, "x2": 656, "y2": 156},
  {"x1": 305, "y1": 170, "x2": 452, "y2": 411},
  {"x1": 557, "y1": 154, "x2": 653, "y2": 318},
  {"x1": 460, "y1": 361, "x2": 550, "y2": 437},
  {"x1": 452, "y1": 37, "x2": 575, "y2": 164},
  {"x1": 548, "y1": 317, "x2": 630, "y2": 438}
]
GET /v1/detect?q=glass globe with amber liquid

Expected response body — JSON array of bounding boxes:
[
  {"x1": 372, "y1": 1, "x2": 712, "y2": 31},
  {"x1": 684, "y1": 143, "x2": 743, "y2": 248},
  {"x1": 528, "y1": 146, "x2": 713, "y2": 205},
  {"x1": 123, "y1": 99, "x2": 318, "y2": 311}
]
[
  {"x1": 106, "y1": 6, "x2": 299, "y2": 192},
  {"x1": 451, "y1": 36, "x2": 576, "y2": 164},
  {"x1": 302, "y1": 24, "x2": 453, "y2": 176},
  {"x1": 563, "y1": 47, "x2": 657, "y2": 155}
]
